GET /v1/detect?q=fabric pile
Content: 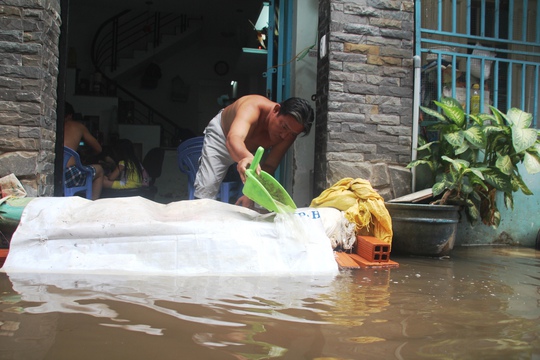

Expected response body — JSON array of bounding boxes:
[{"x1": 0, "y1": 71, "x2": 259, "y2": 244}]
[
  {"x1": 296, "y1": 207, "x2": 356, "y2": 250},
  {"x1": 310, "y1": 177, "x2": 393, "y2": 244}
]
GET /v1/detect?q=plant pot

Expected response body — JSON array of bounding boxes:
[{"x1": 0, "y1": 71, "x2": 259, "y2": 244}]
[{"x1": 385, "y1": 202, "x2": 460, "y2": 257}]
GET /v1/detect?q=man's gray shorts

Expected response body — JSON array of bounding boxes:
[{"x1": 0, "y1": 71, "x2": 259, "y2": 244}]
[{"x1": 193, "y1": 111, "x2": 236, "y2": 199}]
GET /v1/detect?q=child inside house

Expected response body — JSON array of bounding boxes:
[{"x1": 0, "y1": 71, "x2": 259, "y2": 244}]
[{"x1": 103, "y1": 139, "x2": 149, "y2": 190}]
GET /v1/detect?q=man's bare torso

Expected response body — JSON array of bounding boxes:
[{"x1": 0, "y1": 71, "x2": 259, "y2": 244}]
[
  {"x1": 220, "y1": 95, "x2": 277, "y2": 152},
  {"x1": 64, "y1": 119, "x2": 101, "y2": 168},
  {"x1": 64, "y1": 120, "x2": 84, "y2": 151}
]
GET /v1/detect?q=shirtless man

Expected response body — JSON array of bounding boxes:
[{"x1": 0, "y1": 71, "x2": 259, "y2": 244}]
[
  {"x1": 63, "y1": 102, "x2": 104, "y2": 200},
  {"x1": 194, "y1": 95, "x2": 314, "y2": 208}
]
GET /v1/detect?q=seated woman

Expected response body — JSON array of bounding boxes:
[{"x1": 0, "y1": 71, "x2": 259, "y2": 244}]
[{"x1": 103, "y1": 139, "x2": 148, "y2": 190}]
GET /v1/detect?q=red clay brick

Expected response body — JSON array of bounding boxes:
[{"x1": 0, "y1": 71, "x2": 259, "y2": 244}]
[
  {"x1": 355, "y1": 235, "x2": 391, "y2": 262},
  {"x1": 334, "y1": 251, "x2": 361, "y2": 269},
  {"x1": 349, "y1": 253, "x2": 399, "y2": 269}
]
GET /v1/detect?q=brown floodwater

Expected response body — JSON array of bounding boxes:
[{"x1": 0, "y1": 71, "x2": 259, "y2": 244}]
[{"x1": 0, "y1": 246, "x2": 539, "y2": 360}]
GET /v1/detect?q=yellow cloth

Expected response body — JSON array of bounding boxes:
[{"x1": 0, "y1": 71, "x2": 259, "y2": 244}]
[{"x1": 310, "y1": 178, "x2": 393, "y2": 244}]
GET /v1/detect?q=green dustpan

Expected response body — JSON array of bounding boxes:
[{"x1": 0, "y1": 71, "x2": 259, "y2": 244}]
[{"x1": 242, "y1": 147, "x2": 297, "y2": 213}]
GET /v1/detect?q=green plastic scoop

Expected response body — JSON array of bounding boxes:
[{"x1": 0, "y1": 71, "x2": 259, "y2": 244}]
[{"x1": 242, "y1": 146, "x2": 297, "y2": 213}]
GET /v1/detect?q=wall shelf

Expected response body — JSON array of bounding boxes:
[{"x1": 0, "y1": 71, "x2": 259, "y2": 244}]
[{"x1": 242, "y1": 48, "x2": 267, "y2": 54}]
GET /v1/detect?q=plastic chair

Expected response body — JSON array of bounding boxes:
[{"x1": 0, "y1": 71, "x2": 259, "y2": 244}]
[
  {"x1": 63, "y1": 146, "x2": 93, "y2": 199},
  {"x1": 177, "y1": 136, "x2": 242, "y2": 202},
  {"x1": 142, "y1": 147, "x2": 165, "y2": 186},
  {"x1": 177, "y1": 137, "x2": 204, "y2": 200}
]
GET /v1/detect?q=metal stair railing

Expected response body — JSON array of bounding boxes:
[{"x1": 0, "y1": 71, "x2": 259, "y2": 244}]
[
  {"x1": 91, "y1": 10, "x2": 196, "y2": 147},
  {"x1": 116, "y1": 85, "x2": 184, "y2": 148},
  {"x1": 92, "y1": 10, "x2": 192, "y2": 73}
]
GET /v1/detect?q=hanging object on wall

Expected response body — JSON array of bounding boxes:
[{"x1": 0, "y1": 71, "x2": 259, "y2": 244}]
[
  {"x1": 217, "y1": 94, "x2": 230, "y2": 107},
  {"x1": 319, "y1": 34, "x2": 327, "y2": 59},
  {"x1": 141, "y1": 62, "x2": 162, "y2": 89},
  {"x1": 249, "y1": 2, "x2": 269, "y2": 50},
  {"x1": 171, "y1": 75, "x2": 189, "y2": 102},
  {"x1": 214, "y1": 61, "x2": 229, "y2": 76},
  {"x1": 257, "y1": 28, "x2": 267, "y2": 49}
]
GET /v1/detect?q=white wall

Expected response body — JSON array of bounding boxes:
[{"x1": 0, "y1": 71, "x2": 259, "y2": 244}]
[{"x1": 119, "y1": 43, "x2": 267, "y2": 135}]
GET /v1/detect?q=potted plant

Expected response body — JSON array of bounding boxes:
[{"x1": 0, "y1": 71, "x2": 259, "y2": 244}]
[{"x1": 387, "y1": 97, "x2": 540, "y2": 256}]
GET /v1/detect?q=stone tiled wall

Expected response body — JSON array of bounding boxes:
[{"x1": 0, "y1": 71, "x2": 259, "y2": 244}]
[
  {"x1": 0, "y1": 0, "x2": 61, "y2": 197},
  {"x1": 314, "y1": 0, "x2": 414, "y2": 200},
  {"x1": 314, "y1": 0, "x2": 331, "y2": 194}
]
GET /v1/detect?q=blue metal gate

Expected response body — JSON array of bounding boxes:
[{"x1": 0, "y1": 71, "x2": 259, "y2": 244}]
[
  {"x1": 415, "y1": 0, "x2": 540, "y2": 128},
  {"x1": 263, "y1": 0, "x2": 294, "y2": 184},
  {"x1": 264, "y1": 0, "x2": 293, "y2": 103}
]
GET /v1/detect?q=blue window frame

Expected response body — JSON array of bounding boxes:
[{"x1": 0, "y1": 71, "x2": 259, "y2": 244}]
[{"x1": 415, "y1": 0, "x2": 540, "y2": 128}]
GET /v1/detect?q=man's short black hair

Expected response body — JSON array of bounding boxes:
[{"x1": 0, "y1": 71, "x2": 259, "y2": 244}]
[
  {"x1": 279, "y1": 97, "x2": 315, "y2": 136},
  {"x1": 65, "y1": 102, "x2": 75, "y2": 117}
]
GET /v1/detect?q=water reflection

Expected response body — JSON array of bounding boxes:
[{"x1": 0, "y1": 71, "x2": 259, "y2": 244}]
[
  {"x1": 1, "y1": 273, "x2": 337, "y2": 359},
  {"x1": 1, "y1": 247, "x2": 539, "y2": 359}
]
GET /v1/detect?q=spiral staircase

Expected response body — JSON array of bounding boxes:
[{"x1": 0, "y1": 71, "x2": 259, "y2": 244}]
[{"x1": 89, "y1": 10, "x2": 203, "y2": 147}]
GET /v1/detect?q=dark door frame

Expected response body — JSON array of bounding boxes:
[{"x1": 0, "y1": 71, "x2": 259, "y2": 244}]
[{"x1": 54, "y1": 0, "x2": 70, "y2": 196}]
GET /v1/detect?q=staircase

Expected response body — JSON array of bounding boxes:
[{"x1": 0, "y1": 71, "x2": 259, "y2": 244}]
[{"x1": 91, "y1": 10, "x2": 202, "y2": 147}]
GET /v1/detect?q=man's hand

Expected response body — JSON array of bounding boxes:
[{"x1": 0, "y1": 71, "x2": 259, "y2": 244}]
[
  {"x1": 235, "y1": 195, "x2": 254, "y2": 209},
  {"x1": 236, "y1": 156, "x2": 260, "y2": 183}
]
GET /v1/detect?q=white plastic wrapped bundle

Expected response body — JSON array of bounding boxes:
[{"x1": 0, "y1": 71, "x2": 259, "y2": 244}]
[
  {"x1": 295, "y1": 207, "x2": 356, "y2": 250},
  {"x1": 2, "y1": 197, "x2": 338, "y2": 276}
]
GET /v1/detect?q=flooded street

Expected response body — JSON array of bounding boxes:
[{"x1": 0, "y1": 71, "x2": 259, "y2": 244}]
[{"x1": 1, "y1": 246, "x2": 539, "y2": 359}]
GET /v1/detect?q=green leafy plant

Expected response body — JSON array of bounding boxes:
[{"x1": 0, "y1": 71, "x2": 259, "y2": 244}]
[{"x1": 408, "y1": 97, "x2": 540, "y2": 227}]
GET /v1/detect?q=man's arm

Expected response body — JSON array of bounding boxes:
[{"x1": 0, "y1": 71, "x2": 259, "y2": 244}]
[
  {"x1": 81, "y1": 124, "x2": 102, "y2": 155},
  {"x1": 261, "y1": 137, "x2": 296, "y2": 175},
  {"x1": 225, "y1": 105, "x2": 261, "y2": 181}
]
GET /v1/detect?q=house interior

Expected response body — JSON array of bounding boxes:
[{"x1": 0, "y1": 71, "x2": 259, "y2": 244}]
[{"x1": 63, "y1": 0, "x2": 273, "y2": 202}]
